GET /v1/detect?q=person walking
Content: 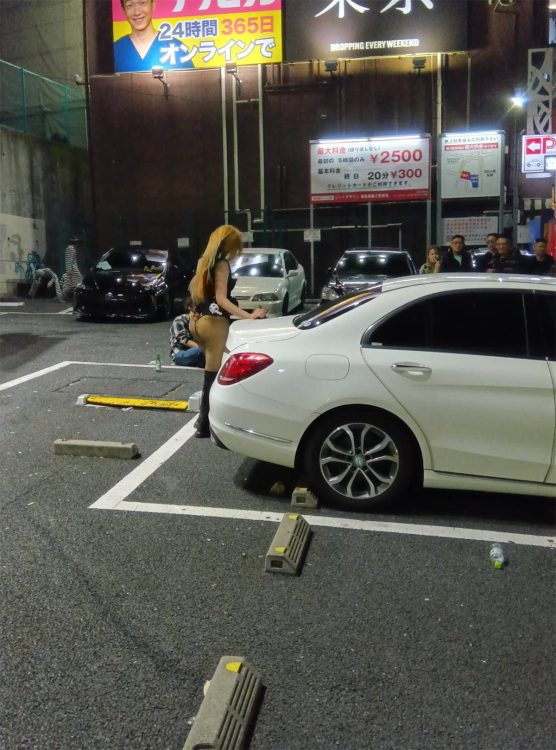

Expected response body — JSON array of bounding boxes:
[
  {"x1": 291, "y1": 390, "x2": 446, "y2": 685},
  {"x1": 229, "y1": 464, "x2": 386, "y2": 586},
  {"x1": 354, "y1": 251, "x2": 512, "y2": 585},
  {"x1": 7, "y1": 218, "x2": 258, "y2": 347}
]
[{"x1": 189, "y1": 225, "x2": 267, "y2": 438}]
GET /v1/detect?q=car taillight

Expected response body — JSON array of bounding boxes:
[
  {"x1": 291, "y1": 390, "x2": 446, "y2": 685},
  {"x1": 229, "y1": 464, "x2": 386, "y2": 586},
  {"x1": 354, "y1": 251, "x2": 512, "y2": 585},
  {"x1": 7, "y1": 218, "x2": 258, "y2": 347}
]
[{"x1": 218, "y1": 353, "x2": 273, "y2": 385}]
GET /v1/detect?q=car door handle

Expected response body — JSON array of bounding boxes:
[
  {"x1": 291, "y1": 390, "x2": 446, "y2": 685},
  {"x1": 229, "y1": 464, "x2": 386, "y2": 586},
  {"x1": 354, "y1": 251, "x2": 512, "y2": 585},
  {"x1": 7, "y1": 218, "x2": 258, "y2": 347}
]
[{"x1": 391, "y1": 362, "x2": 432, "y2": 374}]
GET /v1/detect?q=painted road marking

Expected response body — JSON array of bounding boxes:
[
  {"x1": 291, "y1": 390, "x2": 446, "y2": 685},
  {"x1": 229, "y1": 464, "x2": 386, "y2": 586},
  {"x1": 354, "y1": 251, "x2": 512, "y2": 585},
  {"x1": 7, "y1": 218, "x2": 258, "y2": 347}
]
[
  {"x1": 0, "y1": 361, "x2": 72, "y2": 392},
  {"x1": 3, "y1": 360, "x2": 554, "y2": 548},
  {"x1": 0, "y1": 360, "x2": 200, "y2": 392},
  {"x1": 90, "y1": 424, "x2": 556, "y2": 549},
  {"x1": 0, "y1": 302, "x2": 24, "y2": 307}
]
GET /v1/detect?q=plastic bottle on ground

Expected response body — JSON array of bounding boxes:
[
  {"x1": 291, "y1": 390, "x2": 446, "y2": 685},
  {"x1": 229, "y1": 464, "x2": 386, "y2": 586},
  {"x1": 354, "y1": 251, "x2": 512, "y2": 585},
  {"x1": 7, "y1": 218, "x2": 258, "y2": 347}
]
[
  {"x1": 489, "y1": 543, "x2": 505, "y2": 569},
  {"x1": 155, "y1": 354, "x2": 162, "y2": 372}
]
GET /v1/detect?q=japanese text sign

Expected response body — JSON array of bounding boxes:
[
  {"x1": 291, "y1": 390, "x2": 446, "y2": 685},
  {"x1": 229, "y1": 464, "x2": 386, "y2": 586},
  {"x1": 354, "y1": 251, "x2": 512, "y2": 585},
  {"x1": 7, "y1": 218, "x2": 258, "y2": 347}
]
[
  {"x1": 439, "y1": 132, "x2": 503, "y2": 200},
  {"x1": 522, "y1": 134, "x2": 556, "y2": 173},
  {"x1": 286, "y1": 0, "x2": 467, "y2": 63},
  {"x1": 310, "y1": 135, "x2": 431, "y2": 204},
  {"x1": 112, "y1": 0, "x2": 282, "y2": 73}
]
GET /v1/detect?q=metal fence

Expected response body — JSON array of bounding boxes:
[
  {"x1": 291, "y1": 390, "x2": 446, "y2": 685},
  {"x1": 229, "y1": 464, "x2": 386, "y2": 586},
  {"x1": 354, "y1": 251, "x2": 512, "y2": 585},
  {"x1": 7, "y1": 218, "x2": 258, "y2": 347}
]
[{"x1": 0, "y1": 59, "x2": 87, "y2": 149}]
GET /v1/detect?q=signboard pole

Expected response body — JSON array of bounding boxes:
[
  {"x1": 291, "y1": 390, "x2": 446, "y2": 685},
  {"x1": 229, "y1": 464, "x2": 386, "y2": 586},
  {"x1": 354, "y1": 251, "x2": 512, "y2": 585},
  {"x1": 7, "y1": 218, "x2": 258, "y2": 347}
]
[
  {"x1": 310, "y1": 203, "x2": 315, "y2": 297},
  {"x1": 499, "y1": 132, "x2": 505, "y2": 234},
  {"x1": 436, "y1": 134, "x2": 442, "y2": 245},
  {"x1": 367, "y1": 203, "x2": 372, "y2": 246},
  {"x1": 426, "y1": 199, "x2": 432, "y2": 250}
]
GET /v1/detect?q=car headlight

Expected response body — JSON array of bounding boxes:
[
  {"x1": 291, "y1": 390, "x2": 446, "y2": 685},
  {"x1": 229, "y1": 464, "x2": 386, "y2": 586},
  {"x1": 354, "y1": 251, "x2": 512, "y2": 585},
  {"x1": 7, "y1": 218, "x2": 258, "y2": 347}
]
[
  {"x1": 320, "y1": 286, "x2": 340, "y2": 301},
  {"x1": 252, "y1": 292, "x2": 279, "y2": 301}
]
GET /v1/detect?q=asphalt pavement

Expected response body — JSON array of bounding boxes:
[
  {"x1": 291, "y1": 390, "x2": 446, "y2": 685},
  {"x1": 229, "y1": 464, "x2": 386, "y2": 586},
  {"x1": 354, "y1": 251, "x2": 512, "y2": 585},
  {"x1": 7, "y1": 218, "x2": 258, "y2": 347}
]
[{"x1": 1, "y1": 298, "x2": 555, "y2": 750}]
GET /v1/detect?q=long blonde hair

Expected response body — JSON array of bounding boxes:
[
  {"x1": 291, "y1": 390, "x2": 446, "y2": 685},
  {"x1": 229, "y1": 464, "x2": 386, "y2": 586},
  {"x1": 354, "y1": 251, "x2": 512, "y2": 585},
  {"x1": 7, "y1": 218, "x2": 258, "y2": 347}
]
[{"x1": 190, "y1": 225, "x2": 242, "y2": 304}]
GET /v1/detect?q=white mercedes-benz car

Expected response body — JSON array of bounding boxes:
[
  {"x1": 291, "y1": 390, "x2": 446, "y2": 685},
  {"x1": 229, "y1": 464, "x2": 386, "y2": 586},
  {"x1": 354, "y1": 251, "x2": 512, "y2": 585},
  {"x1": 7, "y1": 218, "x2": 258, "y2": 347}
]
[
  {"x1": 210, "y1": 274, "x2": 556, "y2": 510},
  {"x1": 230, "y1": 247, "x2": 307, "y2": 317}
]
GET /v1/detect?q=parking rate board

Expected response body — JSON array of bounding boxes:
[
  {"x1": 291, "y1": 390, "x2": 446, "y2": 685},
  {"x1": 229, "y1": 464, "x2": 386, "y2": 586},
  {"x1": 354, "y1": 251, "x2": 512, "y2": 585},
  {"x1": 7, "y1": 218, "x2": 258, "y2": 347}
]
[{"x1": 310, "y1": 135, "x2": 431, "y2": 204}]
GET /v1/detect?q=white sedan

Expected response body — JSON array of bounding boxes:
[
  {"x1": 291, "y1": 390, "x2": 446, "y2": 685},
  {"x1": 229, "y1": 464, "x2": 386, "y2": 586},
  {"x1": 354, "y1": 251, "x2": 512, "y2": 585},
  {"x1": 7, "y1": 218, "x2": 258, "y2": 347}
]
[
  {"x1": 210, "y1": 274, "x2": 556, "y2": 511},
  {"x1": 230, "y1": 248, "x2": 307, "y2": 317}
]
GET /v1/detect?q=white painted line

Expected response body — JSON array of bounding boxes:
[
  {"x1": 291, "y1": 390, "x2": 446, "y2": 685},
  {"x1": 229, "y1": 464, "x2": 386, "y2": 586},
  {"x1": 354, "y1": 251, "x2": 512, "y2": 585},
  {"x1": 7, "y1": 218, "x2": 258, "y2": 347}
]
[
  {"x1": 91, "y1": 500, "x2": 556, "y2": 548},
  {"x1": 56, "y1": 307, "x2": 73, "y2": 314},
  {"x1": 0, "y1": 301, "x2": 24, "y2": 307},
  {"x1": 89, "y1": 423, "x2": 556, "y2": 549},
  {"x1": 3, "y1": 358, "x2": 554, "y2": 549},
  {"x1": 1, "y1": 311, "x2": 75, "y2": 316},
  {"x1": 70, "y1": 361, "x2": 181, "y2": 369},
  {"x1": 0, "y1": 361, "x2": 72, "y2": 392},
  {"x1": 90, "y1": 420, "x2": 197, "y2": 509}
]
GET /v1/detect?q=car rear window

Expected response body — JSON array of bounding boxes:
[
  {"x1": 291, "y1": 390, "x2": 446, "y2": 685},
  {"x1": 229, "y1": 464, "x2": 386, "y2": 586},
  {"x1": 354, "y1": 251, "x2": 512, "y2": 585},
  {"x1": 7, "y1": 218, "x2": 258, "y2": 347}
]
[{"x1": 294, "y1": 285, "x2": 383, "y2": 329}]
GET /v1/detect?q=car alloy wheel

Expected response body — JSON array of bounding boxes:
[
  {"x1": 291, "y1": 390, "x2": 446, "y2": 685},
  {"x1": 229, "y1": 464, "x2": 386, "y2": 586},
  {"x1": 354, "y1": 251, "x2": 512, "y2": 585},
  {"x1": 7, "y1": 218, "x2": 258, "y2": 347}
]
[{"x1": 304, "y1": 408, "x2": 419, "y2": 510}]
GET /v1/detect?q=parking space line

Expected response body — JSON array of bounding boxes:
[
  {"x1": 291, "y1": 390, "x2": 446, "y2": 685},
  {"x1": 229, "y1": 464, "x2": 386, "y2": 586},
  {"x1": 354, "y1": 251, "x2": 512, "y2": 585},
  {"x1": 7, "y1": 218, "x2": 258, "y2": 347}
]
[
  {"x1": 0, "y1": 361, "x2": 72, "y2": 392},
  {"x1": 89, "y1": 424, "x2": 556, "y2": 549},
  {"x1": 0, "y1": 359, "x2": 196, "y2": 393},
  {"x1": 4, "y1": 360, "x2": 553, "y2": 549},
  {"x1": 91, "y1": 499, "x2": 556, "y2": 548},
  {"x1": 90, "y1": 420, "x2": 197, "y2": 509}
]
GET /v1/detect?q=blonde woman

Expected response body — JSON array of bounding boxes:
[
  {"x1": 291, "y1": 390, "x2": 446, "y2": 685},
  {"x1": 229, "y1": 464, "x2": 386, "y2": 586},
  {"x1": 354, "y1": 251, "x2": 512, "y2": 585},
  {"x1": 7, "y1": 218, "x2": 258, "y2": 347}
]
[
  {"x1": 419, "y1": 245, "x2": 441, "y2": 274},
  {"x1": 189, "y1": 225, "x2": 266, "y2": 438}
]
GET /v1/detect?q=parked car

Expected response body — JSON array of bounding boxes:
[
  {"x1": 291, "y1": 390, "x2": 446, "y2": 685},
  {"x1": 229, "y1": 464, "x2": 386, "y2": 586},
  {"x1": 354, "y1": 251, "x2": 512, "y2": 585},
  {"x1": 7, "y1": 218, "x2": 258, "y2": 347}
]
[
  {"x1": 73, "y1": 246, "x2": 193, "y2": 320},
  {"x1": 230, "y1": 248, "x2": 307, "y2": 317},
  {"x1": 210, "y1": 274, "x2": 556, "y2": 511},
  {"x1": 320, "y1": 247, "x2": 417, "y2": 302}
]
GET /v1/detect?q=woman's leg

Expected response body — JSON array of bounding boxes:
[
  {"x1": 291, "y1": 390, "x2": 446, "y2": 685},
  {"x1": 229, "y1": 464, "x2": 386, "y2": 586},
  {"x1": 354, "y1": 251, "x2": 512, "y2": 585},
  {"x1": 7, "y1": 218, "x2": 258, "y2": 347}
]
[{"x1": 189, "y1": 316, "x2": 229, "y2": 437}]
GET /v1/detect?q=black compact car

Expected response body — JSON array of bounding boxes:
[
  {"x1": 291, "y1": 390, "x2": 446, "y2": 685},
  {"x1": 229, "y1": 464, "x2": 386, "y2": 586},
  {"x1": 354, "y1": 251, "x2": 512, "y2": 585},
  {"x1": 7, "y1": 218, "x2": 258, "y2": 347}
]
[
  {"x1": 320, "y1": 247, "x2": 417, "y2": 303},
  {"x1": 73, "y1": 246, "x2": 193, "y2": 321}
]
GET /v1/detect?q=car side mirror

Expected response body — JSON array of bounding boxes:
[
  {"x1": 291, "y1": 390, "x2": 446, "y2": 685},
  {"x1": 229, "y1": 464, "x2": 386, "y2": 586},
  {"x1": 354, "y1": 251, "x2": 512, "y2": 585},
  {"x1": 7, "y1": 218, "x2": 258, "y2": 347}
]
[
  {"x1": 327, "y1": 266, "x2": 333, "y2": 277},
  {"x1": 288, "y1": 269, "x2": 298, "y2": 277}
]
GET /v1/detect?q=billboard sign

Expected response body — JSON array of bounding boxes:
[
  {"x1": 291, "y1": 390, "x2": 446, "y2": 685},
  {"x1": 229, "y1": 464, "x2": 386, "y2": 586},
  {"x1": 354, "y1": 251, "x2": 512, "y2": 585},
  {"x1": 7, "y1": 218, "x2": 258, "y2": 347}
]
[
  {"x1": 442, "y1": 216, "x2": 498, "y2": 246},
  {"x1": 310, "y1": 135, "x2": 431, "y2": 204},
  {"x1": 286, "y1": 0, "x2": 468, "y2": 63},
  {"x1": 112, "y1": 0, "x2": 282, "y2": 73},
  {"x1": 522, "y1": 134, "x2": 556, "y2": 173},
  {"x1": 439, "y1": 132, "x2": 504, "y2": 200}
]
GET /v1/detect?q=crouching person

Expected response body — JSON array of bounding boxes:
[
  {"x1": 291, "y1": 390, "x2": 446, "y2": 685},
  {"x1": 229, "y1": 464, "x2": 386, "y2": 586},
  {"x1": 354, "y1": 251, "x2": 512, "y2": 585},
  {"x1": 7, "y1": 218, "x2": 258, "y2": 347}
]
[{"x1": 169, "y1": 298, "x2": 205, "y2": 368}]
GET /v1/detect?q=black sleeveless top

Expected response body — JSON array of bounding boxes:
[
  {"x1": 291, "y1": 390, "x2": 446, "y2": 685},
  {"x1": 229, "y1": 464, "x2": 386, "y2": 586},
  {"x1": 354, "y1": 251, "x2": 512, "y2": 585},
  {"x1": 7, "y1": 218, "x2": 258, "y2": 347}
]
[{"x1": 192, "y1": 258, "x2": 237, "y2": 319}]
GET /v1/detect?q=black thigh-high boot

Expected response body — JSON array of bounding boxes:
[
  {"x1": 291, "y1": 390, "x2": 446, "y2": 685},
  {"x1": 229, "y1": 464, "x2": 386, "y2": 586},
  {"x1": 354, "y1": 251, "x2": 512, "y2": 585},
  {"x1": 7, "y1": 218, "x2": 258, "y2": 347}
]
[{"x1": 195, "y1": 370, "x2": 218, "y2": 438}]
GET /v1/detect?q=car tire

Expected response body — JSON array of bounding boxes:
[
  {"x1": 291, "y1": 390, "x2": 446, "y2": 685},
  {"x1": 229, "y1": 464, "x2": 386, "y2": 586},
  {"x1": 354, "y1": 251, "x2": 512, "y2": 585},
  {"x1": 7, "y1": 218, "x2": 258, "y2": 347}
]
[
  {"x1": 303, "y1": 407, "x2": 419, "y2": 511},
  {"x1": 282, "y1": 294, "x2": 289, "y2": 316}
]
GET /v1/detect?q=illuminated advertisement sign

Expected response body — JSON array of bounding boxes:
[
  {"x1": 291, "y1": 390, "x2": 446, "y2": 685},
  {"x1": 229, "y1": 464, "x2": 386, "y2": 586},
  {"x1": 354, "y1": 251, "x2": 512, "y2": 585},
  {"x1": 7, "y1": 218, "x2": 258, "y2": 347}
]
[
  {"x1": 310, "y1": 135, "x2": 431, "y2": 204},
  {"x1": 112, "y1": 0, "x2": 282, "y2": 73},
  {"x1": 439, "y1": 132, "x2": 504, "y2": 200},
  {"x1": 286, "y1": 0, "x2": 467, "y2": 62}
]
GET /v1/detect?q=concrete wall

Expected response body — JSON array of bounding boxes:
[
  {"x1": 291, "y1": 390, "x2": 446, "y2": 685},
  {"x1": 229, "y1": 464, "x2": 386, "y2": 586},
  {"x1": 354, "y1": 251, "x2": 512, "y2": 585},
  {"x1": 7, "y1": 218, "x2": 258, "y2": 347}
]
[{"x1": 0, "y1": 127, "x2": 93, "y2": 295}]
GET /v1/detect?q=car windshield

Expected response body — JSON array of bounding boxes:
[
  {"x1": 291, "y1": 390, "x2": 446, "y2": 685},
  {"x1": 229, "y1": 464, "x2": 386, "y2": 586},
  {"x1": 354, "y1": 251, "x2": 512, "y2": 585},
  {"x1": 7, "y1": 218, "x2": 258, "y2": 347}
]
[
  {"x1": 336, "y1": 252, "x2": 411, "y2": 277},
  {"x1": 294, "y1": 285, "x2": 383, "y2": 329},
  {"x1": 95, "y1": 248, "x2": 167, "y2": 273},
  {"x1": 232, "y1": 253, "x2": 284, "y2": 278}
]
